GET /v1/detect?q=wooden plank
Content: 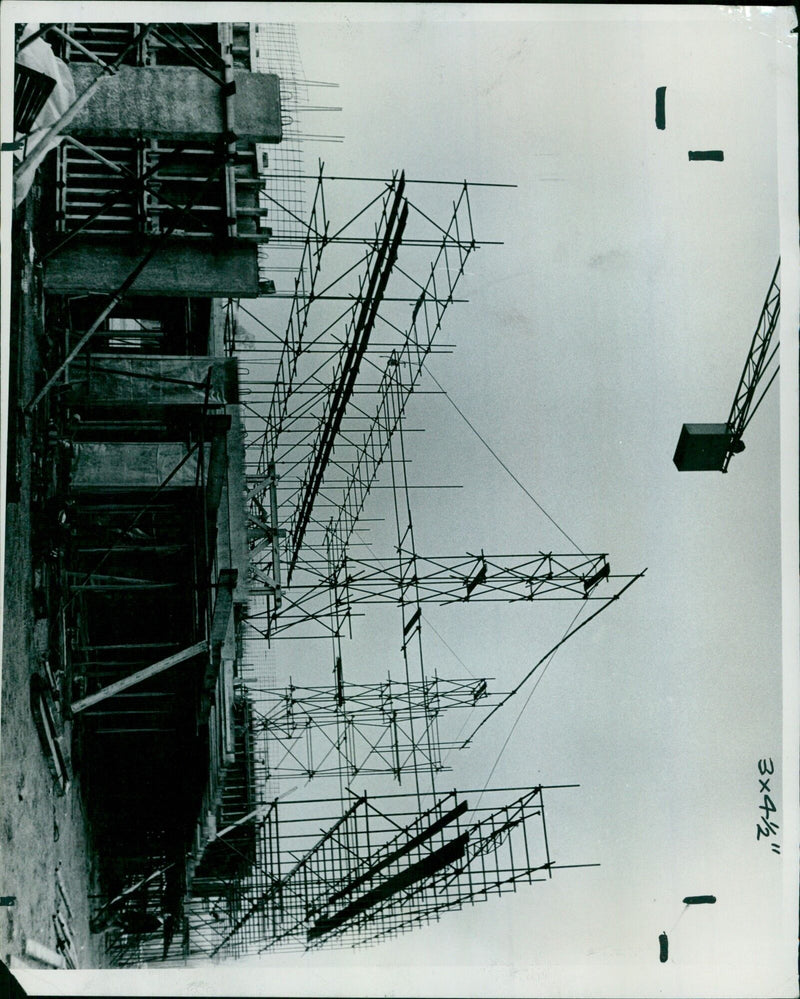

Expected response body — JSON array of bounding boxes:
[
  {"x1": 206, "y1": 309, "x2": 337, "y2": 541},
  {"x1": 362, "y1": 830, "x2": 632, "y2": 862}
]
[
  {"x1": 205, "y1": 426, "x2": 231, "y2": 514},
  {"x1": 55, "y1": 869, "x2": 73, "y2": 920},
  {"x1": 31, "y1": 679, "x2": 69, "y2": 795},
  {"x1": 309, "y1": 833, "x2": 470, "y2": 941},
  {"x1": 70, "y1": 640, "x2": 208, "y2": 714},
  {"x1": 327, "y1": 800, "x2": 469, "y2": 907},
  {"x1": 210, "y1": 572, "x2": 237, "y2": 649},
  {"x1": 403, "y1": 607, "x2": 421, "y2": 636},
  {"x1": 52, "y1": 912, "x2": 77, "y2": 969},
  {"x1": 23, "y1": 938, "x2": 66, "y2": 969}
]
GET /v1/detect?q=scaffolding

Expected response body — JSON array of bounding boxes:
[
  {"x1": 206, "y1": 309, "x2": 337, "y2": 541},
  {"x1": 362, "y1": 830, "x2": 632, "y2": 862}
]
[
  {"x1": 201, "y1": 160, "x2": 643, "y2": 959},
  {"x1": 191, "y1": 784, "x2": 593, "y2": 959},
  {"x1": 13, "y1": 20, "x2": 646, "y2": 966},
  {"x1": 248, "y1": 673, "x2": 506, "y2": 783}
]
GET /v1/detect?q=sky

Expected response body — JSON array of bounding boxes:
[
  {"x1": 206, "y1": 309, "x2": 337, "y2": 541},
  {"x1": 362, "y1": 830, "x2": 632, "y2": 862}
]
[{"x1": 4, "y1": 3, "x2": 799, "y2": 997}]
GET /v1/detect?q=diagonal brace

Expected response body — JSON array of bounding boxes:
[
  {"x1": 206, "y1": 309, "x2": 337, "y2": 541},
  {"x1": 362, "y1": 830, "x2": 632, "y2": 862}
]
[{"x1": 70, "y1": 640, "x2": 208, "y2": 714}]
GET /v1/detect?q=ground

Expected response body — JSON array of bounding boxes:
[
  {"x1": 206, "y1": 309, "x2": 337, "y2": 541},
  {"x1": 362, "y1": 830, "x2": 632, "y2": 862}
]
[{"x1": 1, "y1": 172, "x2": 105, "y2": 970}]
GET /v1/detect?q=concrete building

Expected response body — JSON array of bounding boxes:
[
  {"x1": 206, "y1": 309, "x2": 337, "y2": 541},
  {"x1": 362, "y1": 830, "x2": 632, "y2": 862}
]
[
  {"x1": 45, "y1": 22, "x2": 280, "y2": 299},
  {"x1": 5, "y1": 21, "x2": 283, "y2": 967}
]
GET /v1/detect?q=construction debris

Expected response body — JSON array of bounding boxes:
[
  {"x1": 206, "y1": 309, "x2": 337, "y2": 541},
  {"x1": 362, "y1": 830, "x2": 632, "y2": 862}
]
[{"x1": 29, "y1": 673, "x2": 69, "y2": 795}]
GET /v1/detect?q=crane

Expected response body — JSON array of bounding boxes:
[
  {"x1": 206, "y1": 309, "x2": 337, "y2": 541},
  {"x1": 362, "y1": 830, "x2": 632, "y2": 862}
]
[{"x1": 673, "y1": 259, "x2": 780, "y2": 472}]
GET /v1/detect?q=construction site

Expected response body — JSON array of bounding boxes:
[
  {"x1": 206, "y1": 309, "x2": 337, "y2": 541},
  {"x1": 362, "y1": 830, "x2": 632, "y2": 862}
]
[{"x1": 3, "y1": 14, "x2": 785, "y2": 978}]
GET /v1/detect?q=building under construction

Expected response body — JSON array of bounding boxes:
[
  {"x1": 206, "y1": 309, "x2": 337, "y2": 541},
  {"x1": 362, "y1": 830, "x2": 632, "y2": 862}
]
[{"x1": 4, "y1": 20, "x2": 644, "y2": 969}]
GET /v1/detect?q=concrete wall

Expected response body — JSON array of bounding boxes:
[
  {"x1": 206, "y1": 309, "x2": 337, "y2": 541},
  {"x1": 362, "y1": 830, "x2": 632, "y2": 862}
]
[
  {"x1": 44, "y1": 237, "x2": 261, "y2": 297},
  {"x1": 69, "y1": 65, "x2": 282, "y2": 144}
]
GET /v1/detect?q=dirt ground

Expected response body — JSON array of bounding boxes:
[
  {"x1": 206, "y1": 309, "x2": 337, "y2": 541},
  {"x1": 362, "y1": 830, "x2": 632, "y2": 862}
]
[{"x1": 1, "y1": 174, "x2": 106, "y2": 970}]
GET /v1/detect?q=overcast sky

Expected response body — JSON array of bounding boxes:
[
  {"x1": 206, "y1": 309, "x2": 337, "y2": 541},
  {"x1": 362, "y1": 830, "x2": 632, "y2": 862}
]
[{"x1": 5, "y1": 3, "x2": 799, "y2": 997}]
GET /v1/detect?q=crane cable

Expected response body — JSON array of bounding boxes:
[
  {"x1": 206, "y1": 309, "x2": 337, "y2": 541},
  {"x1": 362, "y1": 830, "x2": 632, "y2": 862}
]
[
  {"x1": 461, "y1": 603, "x2": 587, "y2": 822},
  {"x1": 426, "y1": 368, "x2": 588, "y2": 557}
]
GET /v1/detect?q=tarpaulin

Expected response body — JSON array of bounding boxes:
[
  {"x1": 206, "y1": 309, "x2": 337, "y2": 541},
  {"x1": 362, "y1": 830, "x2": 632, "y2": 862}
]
[
  {"x1": 71, "y1": 442, "x2": 209, "y2": 490},
  {"x1": 16, "y1": 26, "x2": 76, "y2": 129},
  {"x1": 14, "y1": 24, "x2": 76, "y2": 206},
  {"x1": 70, "y1": 356, "x2": 239, "y2": 407}
]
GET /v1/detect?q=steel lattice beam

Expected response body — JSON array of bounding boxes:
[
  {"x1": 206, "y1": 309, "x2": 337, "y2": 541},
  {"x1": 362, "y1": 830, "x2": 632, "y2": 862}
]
[
  {"x1": 308, "y1": 551, "x2": 612, "y2": 603},
  {"x1": 246, "y1": 552, "x2": 621, "y2": 639},
  {"x1": 722, "y1": 258, "x2": 781, "y2": 471}
]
